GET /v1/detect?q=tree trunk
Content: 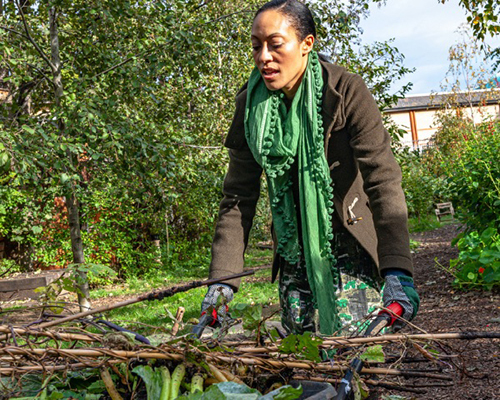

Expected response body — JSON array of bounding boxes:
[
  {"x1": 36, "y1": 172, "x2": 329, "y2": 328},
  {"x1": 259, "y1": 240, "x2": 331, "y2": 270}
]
[
  {"x1": 67, "y1": 193, "x2": 91, "y2": 311},
  {"x1": 49, "y1": 6, "x2": 90, "y2": 310}
]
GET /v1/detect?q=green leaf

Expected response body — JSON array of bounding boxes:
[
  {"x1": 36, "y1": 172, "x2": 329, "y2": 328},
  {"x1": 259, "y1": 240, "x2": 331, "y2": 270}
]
[
  {"x1": 132, "y1": 365, "x2": 163, "y2": 400},
  {"x1": 360, "y1": 345, "x2": 385, "y2": 363},
  {"x1": 22, "y1": 125, "x2": 35, "y2": 134},
  {"x1": 177, "y1": 382, "x2": 302, "y2": 400},
  {"x1": 231, "y1": 303, "x2": 263, "y2": 331},
  {"x1": 0, "y1": 152, "x2": 9, "y2": 167},
  {"x1": 479, "y1": 250, "x2": 500, "y2": 265},
  {"x1": 262, "y1": 385, "x2": 302, "y2": 400},
  {"x1": 31, "y1": 226, "x2": 43, "y2": 234},
  {"x1": 60, "y1": 173, "x2": 70, "y2": 184},
  {"x1": 278, "y1": 332, "x2": 323, "y2": 362}
]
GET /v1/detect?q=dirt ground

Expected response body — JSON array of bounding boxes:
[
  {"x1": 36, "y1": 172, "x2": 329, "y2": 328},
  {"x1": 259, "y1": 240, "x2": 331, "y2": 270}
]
[
  {"x1": 375, "y1": 223, "x2": 500, "y2": 400},
  {"x1": 1, "y1": 224, "x2": 499, "y2": 399}
]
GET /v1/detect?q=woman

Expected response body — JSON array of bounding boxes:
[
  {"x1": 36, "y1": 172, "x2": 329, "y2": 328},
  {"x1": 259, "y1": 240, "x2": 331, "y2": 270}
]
[{"x1": 201, "y1": 0, "x2": 419, "y2": 336}]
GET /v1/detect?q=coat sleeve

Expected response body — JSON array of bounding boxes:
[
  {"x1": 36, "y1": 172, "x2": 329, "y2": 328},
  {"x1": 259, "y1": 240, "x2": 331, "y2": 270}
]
[
  {"x1": 209, "y1": 93, "x2": 263, "y2": 291},
  {"x1": 343, "y1": 75, "x2": 413, "y2": 276}
]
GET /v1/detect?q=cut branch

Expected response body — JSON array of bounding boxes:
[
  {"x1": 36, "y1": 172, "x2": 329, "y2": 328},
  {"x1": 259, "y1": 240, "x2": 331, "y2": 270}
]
[
  {"x1": 0, "y1": 347, "x2": 453, "y2": 381},
  {"x1": 0, "y1": 326, "x2": 102, "y2": 343}
]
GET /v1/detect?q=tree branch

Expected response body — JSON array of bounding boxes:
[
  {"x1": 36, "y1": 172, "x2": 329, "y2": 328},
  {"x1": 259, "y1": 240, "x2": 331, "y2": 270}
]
[
  {"x1": 15, "y1": 0, "x2": 56, "y2": 73},
  {"x1": 202, "y1": 7, "x2": 254, "y2": 26},
  {"x1": 28, "y1": 63, "x2": 56, "y2": 89},
  {"x1": 92, "y1": 50, "x2": 148, "y2": 79},
  {"x1": 0, "y1": 25, "x2": 29, "y2": 40}
]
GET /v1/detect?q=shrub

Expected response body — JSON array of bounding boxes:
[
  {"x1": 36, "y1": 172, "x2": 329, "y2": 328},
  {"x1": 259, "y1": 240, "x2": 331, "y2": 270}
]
[
  {"x1": 397, "y1": 148, "x2": 448, "y2": 221},
  {"x1": 430, "y1": 116, "x2": 500, "y2": 289},
  {"x1": 449, "y1": 227, "x2": 500, "y2": 289}
]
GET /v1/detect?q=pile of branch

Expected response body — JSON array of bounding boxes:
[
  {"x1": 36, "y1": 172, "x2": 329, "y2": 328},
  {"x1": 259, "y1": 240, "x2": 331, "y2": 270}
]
[
  {"x1": 2, "y1": 322, "x2": 500, "y2": 396},
  {"x1": 1, "y1": 272, "x2": 499, "y2": 397}
]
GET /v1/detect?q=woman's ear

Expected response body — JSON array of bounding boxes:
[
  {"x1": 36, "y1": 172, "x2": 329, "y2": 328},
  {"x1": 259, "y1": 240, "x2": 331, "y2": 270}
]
[{"x1": 302, "y1": 34, "x2": 315, "y2": 55}]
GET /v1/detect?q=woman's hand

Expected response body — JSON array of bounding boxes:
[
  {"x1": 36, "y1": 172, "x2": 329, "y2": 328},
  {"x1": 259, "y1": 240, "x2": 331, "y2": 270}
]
[
  {"x1": 382, "y1": 270, "x2": 420, "y2": 330},
  {"x1": 200, "y1": 284, "x2": 234, "y2": 326}
]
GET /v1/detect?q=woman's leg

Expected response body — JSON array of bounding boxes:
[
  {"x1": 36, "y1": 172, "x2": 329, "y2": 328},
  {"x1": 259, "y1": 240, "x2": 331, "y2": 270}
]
[
  {"x1": 279, "y1": 257, "x2": 318, "y2": 334},
  {"x1": 333, "y1": 230, "x2": 383, "y2": 334}
]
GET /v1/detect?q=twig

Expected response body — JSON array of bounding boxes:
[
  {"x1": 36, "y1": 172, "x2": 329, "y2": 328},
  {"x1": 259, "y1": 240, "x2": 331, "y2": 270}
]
[
  {"x1": 232, "y1": 331, "x2": 500, "y2": 352},
  {"x1": 0, "y1": 25, "x2": 30, "y2": 40},
  {"x1": 207, "y1": 363, "x2": 228, "y2": 382},
  {"x1": 0, "y1": 360, "x2": 123, "y2": 374},
  {"x1": 0, "y1": 326, "x2": 102, "y2": 343},
  {"x1": 0, "y1": 347, "x2": 453, "y2": 380},
  {"x1": 171, "y1": 307, "x2": 185, "y2": 336},
  {"x1": 92, "y1": 50, "x2": 149, "y2": 79},
  {"x1": 173, "y1": 141, "x2": 222, "y2": 150}
]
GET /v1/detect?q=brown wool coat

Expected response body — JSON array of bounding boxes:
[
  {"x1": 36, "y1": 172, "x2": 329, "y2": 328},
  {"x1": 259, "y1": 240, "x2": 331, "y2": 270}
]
[{"x1": 209, "y1": 58, "x2": 413, "y2": 291}]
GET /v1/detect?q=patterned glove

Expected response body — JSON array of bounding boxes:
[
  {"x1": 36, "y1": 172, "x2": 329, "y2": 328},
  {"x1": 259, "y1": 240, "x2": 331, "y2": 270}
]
[
  {"x1": 383, "y1": 270, "x2": 420, "y2": 329},
  {"x1": 201, "y1": 283, "x2": 234, "y2": 324}
]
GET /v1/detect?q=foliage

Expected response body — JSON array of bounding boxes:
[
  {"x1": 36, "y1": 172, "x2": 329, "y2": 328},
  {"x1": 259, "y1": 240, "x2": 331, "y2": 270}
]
[
  {"x1": 310, "y1": 0, "x2": 414, "y2": 114},
  {"x1": 35, "y1": 263, "x2": 117, "y2": 307},
  {"x1": 427, "y1": 115, "x2": 500, "y2": 289},
  {"x1": 178, "y1": 381, "x2": 302, "y2": 400},
  {"x1": 2, "y1": 369, "x2": 106, "y2": 399},
  {"x1": 449, "y1": 227, "x2": 500, "y2": 289},
  {"x1": 360, "y1": 345, "x2": 385, "y2": 363},
  {"x1": 231, "y1": 303, "x2": 264, "y2": 332},
  {"x1": 408, "y1": 215, "x2": 443, "y2": 234},
  {"x1": 441, "y1": 0, "x2": 500, "y2": 70},
  {"x1": 278, "y1": 332, "x2": 323, "y2": 362},
  {"x1": 0, "y1": 0, "x2": 415, "y2": 285},
  {"x1": 396, "y1": 148, "x2": 448, "y2": 221},
  {"x1": 0, "y1": 258, "x2": 20, "y2": 277},
  {"x1": 437, "y1": 121, "x2": 499, "y2": 231}
]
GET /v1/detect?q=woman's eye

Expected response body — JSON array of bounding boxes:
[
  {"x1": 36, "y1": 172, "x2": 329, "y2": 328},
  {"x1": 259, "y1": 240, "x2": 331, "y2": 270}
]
[
  {"x1": 252, "y1": 45, "x2": 261, "y2": 51},
  {"x1": 271, "y1": 43, "x2": 283, "y2": 49}
]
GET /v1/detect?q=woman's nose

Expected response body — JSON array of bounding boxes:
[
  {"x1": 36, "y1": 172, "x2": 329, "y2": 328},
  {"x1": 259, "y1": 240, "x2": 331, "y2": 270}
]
[{"x1": 258, "y1": 44, "x2": 272, "y2": 64}]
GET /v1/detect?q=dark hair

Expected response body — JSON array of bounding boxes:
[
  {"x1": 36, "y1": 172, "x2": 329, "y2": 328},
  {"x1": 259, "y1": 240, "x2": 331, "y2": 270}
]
[{"x1": 255, "y1": 0, "x2": 316, "y2": 40}]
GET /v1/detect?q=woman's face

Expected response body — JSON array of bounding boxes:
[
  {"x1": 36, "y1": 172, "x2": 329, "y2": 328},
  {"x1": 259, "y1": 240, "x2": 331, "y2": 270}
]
[{"x1": 251, "y1": 10, "x2": 314, "y2": 99}]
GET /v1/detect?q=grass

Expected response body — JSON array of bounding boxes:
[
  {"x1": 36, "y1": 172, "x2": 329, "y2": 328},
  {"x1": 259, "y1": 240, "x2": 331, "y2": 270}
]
[
  {"x1": 91, "y1": 245, "x2": 276, "y2": 336},
  {"x1": 408, "y1": 213, "x2": 451, "y2": 233}
]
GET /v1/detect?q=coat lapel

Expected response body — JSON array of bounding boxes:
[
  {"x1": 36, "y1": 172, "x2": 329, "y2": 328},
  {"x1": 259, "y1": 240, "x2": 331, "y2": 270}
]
[{"x1": 319, "y1": 59, "x2": 346, "y2": 156}]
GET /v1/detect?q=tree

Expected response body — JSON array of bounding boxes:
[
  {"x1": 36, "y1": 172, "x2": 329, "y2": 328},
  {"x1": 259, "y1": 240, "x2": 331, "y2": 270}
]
[
  {"x1": 1, "y1": 0, "x2": 414, "y2": 306},
  {"x1": 441, "y1": 0, "x2": 500, "y2": 69}
]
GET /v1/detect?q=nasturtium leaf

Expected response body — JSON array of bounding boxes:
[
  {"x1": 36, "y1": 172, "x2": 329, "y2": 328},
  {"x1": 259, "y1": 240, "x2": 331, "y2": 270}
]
[{"x1": 360, "y1": 345, "x2": 385, "y2": 363}]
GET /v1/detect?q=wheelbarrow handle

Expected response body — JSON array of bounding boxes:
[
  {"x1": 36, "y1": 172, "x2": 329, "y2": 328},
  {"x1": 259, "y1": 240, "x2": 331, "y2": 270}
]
[{"x1": 333, "y1": 306, "x2": 399, "y2": 400}]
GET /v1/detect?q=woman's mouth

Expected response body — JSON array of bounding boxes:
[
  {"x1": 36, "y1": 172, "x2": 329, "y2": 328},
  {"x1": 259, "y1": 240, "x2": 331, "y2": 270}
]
[{"x1": 262, "y1": 68, "x2": 279, "y2": 80}]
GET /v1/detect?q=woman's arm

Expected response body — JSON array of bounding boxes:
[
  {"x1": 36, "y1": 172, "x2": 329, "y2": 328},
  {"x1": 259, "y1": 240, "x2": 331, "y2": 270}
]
[
  {"x1": 343, "y1": 74, "x2": 413, "y2": 276},
  {"x1": 209, "y1": 146, "x2": 263, "y2": 291}
]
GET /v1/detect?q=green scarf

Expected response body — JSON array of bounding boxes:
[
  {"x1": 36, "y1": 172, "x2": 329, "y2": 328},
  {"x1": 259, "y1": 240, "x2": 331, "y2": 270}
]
[{"x1": 244, "y1": 51, "x2": 340, "y2": 335}]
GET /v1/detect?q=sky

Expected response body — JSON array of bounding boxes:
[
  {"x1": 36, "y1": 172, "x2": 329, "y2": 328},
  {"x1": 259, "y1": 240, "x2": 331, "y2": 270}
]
[{"x1": 359, "y1": 0, "x2": 500, "y2": 95}]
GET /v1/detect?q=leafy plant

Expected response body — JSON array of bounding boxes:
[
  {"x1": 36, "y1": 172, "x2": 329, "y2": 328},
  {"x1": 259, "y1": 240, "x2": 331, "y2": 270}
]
[
  {"x1": 360, "y1": 345, "x2": 385, "y2": 363},
  {"x1": 449, "y1": 226, "x2": 500, "y2": 289},
  {"x1": 178, "y1": 381, "x2": 302, "y2": 400},
  {"x1": 278, "y1": 332, "x2": 324, "y2": 363},
  {"x1": 231, "y1": 303, "x2": 264, "y2": 332}
]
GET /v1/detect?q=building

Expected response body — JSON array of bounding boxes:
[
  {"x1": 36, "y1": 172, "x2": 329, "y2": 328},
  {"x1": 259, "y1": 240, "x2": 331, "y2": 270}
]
[{"x1": 385, "y1": 88, "x2": 500, "y2": 150}]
